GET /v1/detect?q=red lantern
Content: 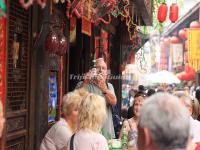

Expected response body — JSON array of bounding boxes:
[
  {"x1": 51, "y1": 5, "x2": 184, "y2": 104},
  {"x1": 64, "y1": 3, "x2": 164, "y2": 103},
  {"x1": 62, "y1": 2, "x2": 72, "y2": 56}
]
[
  {"x1": 157, "y1": 3, "x2": 168, "y2": 23},
  {"x1": 164, "y1": 37, "x2": 170, "y2": 45},
  {"x1": 178, "y1": 29, "x2": 187, "y2": 40},
  {"x1": 190, "y1": 21, "x2": 200, "y2": 28},
  {"x1": 169, "y1": 3, "x2": 179, "y2": 23},
  {"x1": 170, "y1": 36, "x2": 180, "y2": 44}
]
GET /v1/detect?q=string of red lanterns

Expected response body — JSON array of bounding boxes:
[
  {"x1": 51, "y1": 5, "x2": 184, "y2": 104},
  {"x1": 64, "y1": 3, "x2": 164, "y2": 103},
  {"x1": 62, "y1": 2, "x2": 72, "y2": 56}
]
[{"x1": 157, "y1": 3, "x2": 179, "y2": 23}]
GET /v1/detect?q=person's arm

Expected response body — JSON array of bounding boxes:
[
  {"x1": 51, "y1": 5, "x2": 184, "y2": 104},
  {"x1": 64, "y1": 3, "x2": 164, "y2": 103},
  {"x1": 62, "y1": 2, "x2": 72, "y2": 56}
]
[{"x1": 102, "y1": 88, "x2": 117, "y2": 106}]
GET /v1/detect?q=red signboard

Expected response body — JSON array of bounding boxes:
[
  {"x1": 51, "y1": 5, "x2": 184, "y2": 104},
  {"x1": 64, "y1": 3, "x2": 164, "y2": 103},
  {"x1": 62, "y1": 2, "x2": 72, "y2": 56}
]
[{"x1": 0, "y1": 17, "x2": 6, "y2": 110}]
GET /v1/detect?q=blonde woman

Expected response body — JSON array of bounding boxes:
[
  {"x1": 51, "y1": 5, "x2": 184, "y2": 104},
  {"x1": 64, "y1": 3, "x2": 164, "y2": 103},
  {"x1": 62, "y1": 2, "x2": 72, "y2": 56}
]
[
  {"x1": 67, "y1": 93, "x2": 109, "y2": 150},
  {"x1": 40, "y1": 88, "x2": 88, "y2": 150}
]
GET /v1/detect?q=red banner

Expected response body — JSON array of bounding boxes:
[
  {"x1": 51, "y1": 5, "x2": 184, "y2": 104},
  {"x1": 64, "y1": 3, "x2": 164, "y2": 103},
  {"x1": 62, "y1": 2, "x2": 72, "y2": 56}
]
[
  {"x1": 0, "y1": 17, "x2": 6, "y2": 112},
  {"x1": 82, "y1": 16, "x2": 91, "y2": 36}
]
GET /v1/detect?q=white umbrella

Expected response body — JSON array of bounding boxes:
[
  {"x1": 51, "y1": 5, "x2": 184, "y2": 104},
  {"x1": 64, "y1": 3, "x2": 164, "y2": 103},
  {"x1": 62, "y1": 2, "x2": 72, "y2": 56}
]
[{"x1": 150, "y1": 70, "x2": 180, "y2": 84}]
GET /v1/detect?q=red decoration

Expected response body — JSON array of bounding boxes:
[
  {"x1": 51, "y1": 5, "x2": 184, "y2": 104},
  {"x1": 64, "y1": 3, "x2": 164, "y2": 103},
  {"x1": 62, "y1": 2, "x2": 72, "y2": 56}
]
[
  {"x1": 170, "y1": 36, "x2": 180, "y2": 44},
  {"x1": 157, "y1": 3, "x2": 168, "y2": 23},
  {"x1": 177, "y1": 64, "x2": 195, "y2": 81},
  {"x1": 169, "y1": 3, "x2": 179, "y2": 23},
  {"x1": 82, "y1": 16, "x2": 91, "y2": 36},
  {"x1": 190, "y1": 21, "x2": 200, "y2": 28},
  {"x1": 45, "y1": 29, "x2": 59, "y2": 54},
  {"x1": 0, "y1": 17, "x2": 6, "y2": 109},
  {"x1": 195, "y1": 142, "x2": 200, "y2": 150},
  {"x1": 19, "y1": 0, "x2": 46, "y2": 9},
  {"x1": 56, "y1": 34, "x2": 68, "y2": 56},
  {"x1": 178, "y1": 29, "x2": 187, "y2": 40},
  {"x1": 163, "y1": 37, "x2": 170, "y2": 45}
]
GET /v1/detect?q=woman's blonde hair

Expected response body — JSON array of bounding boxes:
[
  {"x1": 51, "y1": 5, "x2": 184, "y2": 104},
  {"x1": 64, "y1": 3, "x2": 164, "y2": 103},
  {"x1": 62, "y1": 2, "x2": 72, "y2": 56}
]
[
  {"x1": 62, "y1": 88, "x2": 88, "y2": 116},
  {"x1": 77, "y1": 93, "x2": 107, "y2": 132}
]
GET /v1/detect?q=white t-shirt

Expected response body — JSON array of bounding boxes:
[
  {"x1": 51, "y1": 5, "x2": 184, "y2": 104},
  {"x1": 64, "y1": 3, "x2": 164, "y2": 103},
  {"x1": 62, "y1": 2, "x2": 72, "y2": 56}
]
[
  {"x1": 67, "y1": 129, "x2": 109, "y2": 150},
  {"x1": 190, "y1": 117, "x2": 200, "y2": 143},
  {"x1": 40, "y1": 118, "x2": 73, "y2": 150}
]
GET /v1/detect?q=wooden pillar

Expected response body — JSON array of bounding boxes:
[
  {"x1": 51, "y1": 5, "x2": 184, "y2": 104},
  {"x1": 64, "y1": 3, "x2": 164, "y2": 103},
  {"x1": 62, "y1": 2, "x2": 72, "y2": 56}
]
[
  {"x1": 34, "y1": 2, "x2": 50, "y2": 150},
  {"x1": 110, "y1": 25, "x2": 122, "y2": 113}
]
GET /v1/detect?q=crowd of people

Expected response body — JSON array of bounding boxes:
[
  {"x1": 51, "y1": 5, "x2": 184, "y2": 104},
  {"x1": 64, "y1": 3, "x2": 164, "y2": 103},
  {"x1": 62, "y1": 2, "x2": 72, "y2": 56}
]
[
  {"x1": 0, "y1": 55, "x2": 198, "y2": 149},
  {"x1": 37, "y1": 58, "x2": 200, "y2": 150}
]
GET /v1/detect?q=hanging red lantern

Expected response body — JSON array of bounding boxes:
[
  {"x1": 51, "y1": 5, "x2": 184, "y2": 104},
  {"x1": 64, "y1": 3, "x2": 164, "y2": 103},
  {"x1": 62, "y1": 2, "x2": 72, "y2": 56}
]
[
  {"x1": 170, "y1": 36, "x2": 180, "y2": 44},
  {"x1": 157, "y1": 3, "x2": 168, "y2": 23},
  {"x1": 190, "y1": 21, "x2": 200, "y2": 28},
  {"x1": 163, "y1": 37, "x2": 170, "y2": 45},
  {"x1": 169, "y1": 3, "x2": 179, "y2": 23},
  {"x1": 178, "y1": 29, "x2": 187, "y2": 40}
]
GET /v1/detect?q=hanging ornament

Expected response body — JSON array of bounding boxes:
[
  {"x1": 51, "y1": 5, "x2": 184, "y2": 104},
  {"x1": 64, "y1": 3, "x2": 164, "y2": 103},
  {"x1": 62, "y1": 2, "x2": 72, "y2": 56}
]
[
  {"x1": 19, "y1": 0, "x2": 33, "y2": 9},
  {"x1": 45, "y1": 28, "x2": 59, "y2": 54},
  {"x1": 163, "y1": 37, "x2": 170, "y2": 45},
  {"x1": 190, "y1": 21, "x2": 200, "y2": 28},
  {"x1": 170, "y1": 36, "x2": 180, "y2": 44},
  {"x1": 53, "y1": 0, "x2": 59, "y2": 4},
  {"x1": 19, "y1": 0, "x2": 46, "y2": 9},
  {"x1": 56, "y1": 34, "x2": 68, "y2": 56},
  {"x1": 60, "y1": 0, "x2": 65, "y2": 4},
  {"x1": 37, "y1": 0, "x2": 46, "y2": 8},
  {"x1": 157, "y1": 3, "x2": 168, "y2": 23},
  {"x1": 169, "y1": 3, "x2": 179, "y2": 23},
  {"x1": 178, "y1": 28, "x2": 187, "y2": 40}
]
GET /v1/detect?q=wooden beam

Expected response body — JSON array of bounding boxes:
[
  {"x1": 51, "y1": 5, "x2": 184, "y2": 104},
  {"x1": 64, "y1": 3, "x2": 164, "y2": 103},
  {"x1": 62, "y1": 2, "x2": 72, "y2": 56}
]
[{"x1": 134, "y1": 0, "x2": 153, "y2": 26}]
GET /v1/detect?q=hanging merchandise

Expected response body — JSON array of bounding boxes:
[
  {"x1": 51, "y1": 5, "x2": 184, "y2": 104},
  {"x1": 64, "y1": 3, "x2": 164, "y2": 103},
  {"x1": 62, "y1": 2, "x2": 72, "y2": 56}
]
[
  {"x1": 157, "y1": 3, "x2": 168, "y2": 23},
  {"x1": 169, "y1": 3, "x2": 179, "y2": 23},
  {"x1": 66, "y1": 0, "x2": 117, "y2": 25},
  {"x1": 19, "y1": 0, "x2": 46, "y2": 9},
  {"x1": 45, "y1": 15, "x2": 68, "y2": 56},
  {"x1": 190, "y1": 21, "x2": 200, "y2": 28},
  {"x1": 178, "y1": 28, "x2": 187, "y2": 40},
  {"x1": 170, "y1": 36, "x2": 180, "y2": 44},
  {"x1": 70, "y1": 17, "x2": 77, "y2": 44},
  {"x1": 177, "y1": 64, "x2": 195, "y2": 81}
]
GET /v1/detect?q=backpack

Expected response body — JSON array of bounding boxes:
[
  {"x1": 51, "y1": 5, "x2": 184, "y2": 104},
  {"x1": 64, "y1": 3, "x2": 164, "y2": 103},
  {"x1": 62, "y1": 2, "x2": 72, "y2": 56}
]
[{"x1": 112, "y1": 105, "x2": 122, "y2": 138}]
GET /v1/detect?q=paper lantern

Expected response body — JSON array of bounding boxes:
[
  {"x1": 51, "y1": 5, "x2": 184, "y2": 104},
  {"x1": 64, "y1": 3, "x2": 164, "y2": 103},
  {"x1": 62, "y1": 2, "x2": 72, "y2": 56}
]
[
  {"x1": 178, "y1": 29, "x2": 187, "y2": 40},
  {"x1": 169, "y1": 3, "x2": 179, "y2": 23},
  {"x1": 190, "y1": 21, "x2": 200, "y2": 28},
  {"x1": 157, "y1": 3, "x2": 168, "y2": 23},
  {"x1": 164, "y1": 37, "x2": 170, "y2": 45},
  {"x1": 170, "y1": 36, "x2": 180, "y2": 44}
]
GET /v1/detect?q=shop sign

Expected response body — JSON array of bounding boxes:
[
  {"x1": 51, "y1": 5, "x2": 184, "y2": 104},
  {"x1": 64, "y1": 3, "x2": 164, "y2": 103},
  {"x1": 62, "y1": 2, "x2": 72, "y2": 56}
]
[
  {"x1": 188, "y1": 29, "x2": 200, "y2": 71},
  {"x1": 171, "y1": 43, "x2": 183, "y2": 67}
]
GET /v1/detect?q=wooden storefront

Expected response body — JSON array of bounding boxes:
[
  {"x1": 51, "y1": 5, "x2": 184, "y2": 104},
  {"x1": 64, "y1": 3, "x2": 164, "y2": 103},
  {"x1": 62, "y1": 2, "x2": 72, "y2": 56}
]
[{"x1": 1, "y1": 0, "x2": 153, "y2": 149}]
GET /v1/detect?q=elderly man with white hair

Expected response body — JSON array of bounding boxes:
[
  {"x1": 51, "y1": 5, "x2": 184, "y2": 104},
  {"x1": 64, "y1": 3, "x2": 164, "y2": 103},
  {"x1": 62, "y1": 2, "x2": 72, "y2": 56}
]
[
  {"x1": 76, "y1": 58, "x2": 117, "y2": 139},
  {"x1": 174, "y1": 91, "x2": 200, "y2": 148},
  {"x1": 137, "y1": 93, "x2": 190, "y2": 150}
]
